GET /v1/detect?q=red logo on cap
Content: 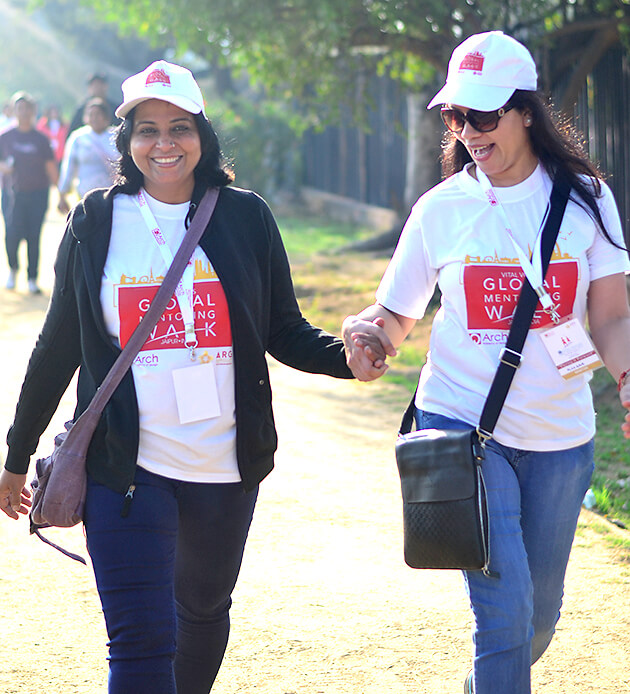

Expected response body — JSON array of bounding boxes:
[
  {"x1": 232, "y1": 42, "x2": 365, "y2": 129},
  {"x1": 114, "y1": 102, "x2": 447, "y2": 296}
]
[
  {"x1": 459, "y1": 51, "x2": 484, "y2": 74},
  {"x1": 145, "y1": 69, "x2": 171, "y2": 86}
]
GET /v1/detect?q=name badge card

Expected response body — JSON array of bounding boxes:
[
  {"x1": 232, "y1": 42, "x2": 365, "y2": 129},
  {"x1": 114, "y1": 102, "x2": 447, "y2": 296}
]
[
  {"x1": 172, "y1": 361, "x2": 221, "y2": 423},
  {"x1": 539, "y1": 317, "x2": 603, "y2": 379}
]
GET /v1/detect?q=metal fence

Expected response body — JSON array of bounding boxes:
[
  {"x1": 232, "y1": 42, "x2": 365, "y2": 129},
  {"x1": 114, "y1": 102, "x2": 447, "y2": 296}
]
[
  {"x1": 302, "y1": 46, "x2": 630, "y2": 246},
  {"x1": 301, "y1": 76, "x2": 408, "y2": 211},
  {"x1": 573, "y1": 44, "x2": 630, "y2": 245}
]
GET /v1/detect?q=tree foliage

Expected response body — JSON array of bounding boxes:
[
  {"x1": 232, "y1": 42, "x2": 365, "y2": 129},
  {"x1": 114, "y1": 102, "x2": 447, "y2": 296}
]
[
  {"x1": 86, "y1": 0, "x2": 630, "y2": 116},
  {"x1": 25, "y1": 0, "x2": 163, "y2": 70},
  {"x1": 2, "y1": 0, "x2": 162, "y2": 112}
]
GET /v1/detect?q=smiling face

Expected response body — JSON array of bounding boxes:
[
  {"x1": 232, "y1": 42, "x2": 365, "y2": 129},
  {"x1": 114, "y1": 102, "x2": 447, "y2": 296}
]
[
  {"x1": 129, "y1": 99, "x2": 202, "y2": 203},
  {"x1": 452, "y1": 103, "x2": 538, "y2": 187}
]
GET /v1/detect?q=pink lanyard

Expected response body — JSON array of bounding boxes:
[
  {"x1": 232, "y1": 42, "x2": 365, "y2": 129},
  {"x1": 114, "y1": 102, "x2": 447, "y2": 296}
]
[{"x1": 134, "y1": 189, "x2": 198, "y2": 359}]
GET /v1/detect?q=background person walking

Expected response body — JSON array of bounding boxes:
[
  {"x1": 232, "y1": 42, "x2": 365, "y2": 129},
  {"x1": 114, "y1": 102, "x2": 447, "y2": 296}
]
[
  {"x1": 37, "y1": 104, "x2": 68, "y2": 168},
  {"x1": 66, "y1": 72, "x2": 118, "y2": 139},
  {"x1": 58, "y1": 97, "x2": 118, "y2": 214},
  {"x1": 0, "y1": 91, "x2": 58, "y2": 293}
]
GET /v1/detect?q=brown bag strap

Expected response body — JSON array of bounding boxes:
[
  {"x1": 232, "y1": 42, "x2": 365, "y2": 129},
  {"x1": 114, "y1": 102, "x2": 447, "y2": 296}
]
[{"x1": 87, "y1": 186, "x2": 219, "y2": 416}]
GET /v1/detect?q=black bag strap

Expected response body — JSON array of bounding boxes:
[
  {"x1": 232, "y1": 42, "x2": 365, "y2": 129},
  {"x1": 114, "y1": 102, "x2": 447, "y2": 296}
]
[
  {"x1": 400, "y1": 173, "x2": 571, "y2": 437},
  {"x1": 477, "y1": 173, "x2": 570, "y2": 438}
]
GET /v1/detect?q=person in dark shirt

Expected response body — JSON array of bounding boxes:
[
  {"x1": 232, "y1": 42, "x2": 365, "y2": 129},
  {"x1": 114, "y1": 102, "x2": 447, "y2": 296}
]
[{"x1": 0, "y1": 91, "x2": 59, "y2": 293}]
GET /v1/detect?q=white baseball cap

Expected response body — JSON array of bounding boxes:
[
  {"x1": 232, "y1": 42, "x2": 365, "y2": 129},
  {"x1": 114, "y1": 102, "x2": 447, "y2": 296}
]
[
  {"x1": 116, "y1": 60, "x2": 204, "y2": 118},
  {"x1": 427, "y1": 31, "x2": 537, "y2": 111}
]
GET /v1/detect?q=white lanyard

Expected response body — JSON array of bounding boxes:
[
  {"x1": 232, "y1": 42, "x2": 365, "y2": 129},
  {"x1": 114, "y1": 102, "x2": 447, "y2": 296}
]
[
  {"x1": 134, "y1": 189, "x2": 198, "y2": 359},
  {"x1": 476, "y1": 168, "x2": 561, "y2": 324}
]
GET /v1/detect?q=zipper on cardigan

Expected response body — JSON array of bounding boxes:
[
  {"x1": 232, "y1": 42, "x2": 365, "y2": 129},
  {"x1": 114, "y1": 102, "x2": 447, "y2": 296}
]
[{"x1": 121, "y1": 484, "x2": 136, "y2": 518}]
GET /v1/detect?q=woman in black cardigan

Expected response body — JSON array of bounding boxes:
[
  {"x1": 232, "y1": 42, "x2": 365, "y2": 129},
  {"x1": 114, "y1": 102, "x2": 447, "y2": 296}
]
[{"x1": 0, "y1": 61, "x2": 352, "y2": 694}]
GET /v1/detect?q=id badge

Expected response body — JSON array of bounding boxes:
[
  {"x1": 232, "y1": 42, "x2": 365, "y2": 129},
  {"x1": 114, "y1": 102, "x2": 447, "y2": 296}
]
[
  {"x1": 172, "y1": 360, "x2": 221, "y2": 424},
  {"x1": 539, "y1": 316, "x2": 603, "y2": 380}
]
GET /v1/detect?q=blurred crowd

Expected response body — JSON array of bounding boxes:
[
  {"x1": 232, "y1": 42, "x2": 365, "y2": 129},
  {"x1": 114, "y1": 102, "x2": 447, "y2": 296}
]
[{"x1": 0, "y1": 73, "x2": 120, "y2": 294}]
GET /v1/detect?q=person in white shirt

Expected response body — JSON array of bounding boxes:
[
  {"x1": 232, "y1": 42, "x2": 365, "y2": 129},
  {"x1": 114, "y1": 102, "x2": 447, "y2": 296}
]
[
  {"x1": 343, "y1": 31, "x2": 630, "y2": 694},
  {"x1": 57, "y1": 97, "x2": 118, "y2": 214}
]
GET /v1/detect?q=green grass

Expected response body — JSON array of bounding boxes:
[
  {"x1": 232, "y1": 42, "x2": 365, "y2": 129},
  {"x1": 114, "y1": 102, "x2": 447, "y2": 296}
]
[
  {"x1": 278, "y1": 211, "x2": 630, "y2": 528},
  {"x1": 277, "y1": 215, "x2": 374, "y2": 260},
  {"x1": 581, "y1": 517, "x2": 630, "y2": 562},
  {"x1": 589, "y1": 368, "x2": 630, "y2": 525}
]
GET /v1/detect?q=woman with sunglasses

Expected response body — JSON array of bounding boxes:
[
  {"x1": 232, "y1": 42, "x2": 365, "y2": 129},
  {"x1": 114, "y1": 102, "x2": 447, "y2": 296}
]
[{"x1": 343, "y1": 31, "x2": 630, "y2": 693}]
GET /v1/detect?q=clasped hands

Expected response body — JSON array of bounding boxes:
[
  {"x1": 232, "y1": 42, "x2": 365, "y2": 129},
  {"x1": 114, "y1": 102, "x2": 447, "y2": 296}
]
[{"x1": 342, "y1": 316, "x2": 397, "y2": 382}]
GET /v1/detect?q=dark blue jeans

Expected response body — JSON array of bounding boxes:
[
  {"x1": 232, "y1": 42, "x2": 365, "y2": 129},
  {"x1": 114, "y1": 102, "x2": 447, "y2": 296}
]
[{"x1": 84, "y1": 467, "x2": 258, "y2": 694}]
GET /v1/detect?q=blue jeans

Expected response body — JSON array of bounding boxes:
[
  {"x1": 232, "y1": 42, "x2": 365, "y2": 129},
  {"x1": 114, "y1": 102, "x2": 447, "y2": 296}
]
[
  {"x1": 84, "y1": 467, "x2": 258, "y2": 694},
  {"x1": 416, "y1": 410, "x2": 594, "y2": 694}
]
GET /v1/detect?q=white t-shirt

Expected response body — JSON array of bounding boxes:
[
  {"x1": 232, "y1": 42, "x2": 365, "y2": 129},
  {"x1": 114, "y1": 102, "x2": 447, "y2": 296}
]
[
  {"x1": 376, "y1": 164, "x2": 630, "y2": 451},
  {"x1": 59, "y1": 126, "x2": 118, "y2": 197},
  {"x1": 101, "y1": 191, "x2": 240, "y2": 482}
]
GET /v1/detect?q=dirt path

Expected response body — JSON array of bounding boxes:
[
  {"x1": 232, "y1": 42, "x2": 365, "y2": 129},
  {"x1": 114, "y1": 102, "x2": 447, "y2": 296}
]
[{"x1": 1, "y1": 212, "x2": 629, "y2": 693}]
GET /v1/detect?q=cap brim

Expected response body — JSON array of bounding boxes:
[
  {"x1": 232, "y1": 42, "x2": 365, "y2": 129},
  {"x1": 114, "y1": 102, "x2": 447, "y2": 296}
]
[
  {"x1": 115, "y1": 94, "x2": 203, "y2": 119},
  {"x1": 427, "y1": 83, "x2": 515, "y2": 111}
]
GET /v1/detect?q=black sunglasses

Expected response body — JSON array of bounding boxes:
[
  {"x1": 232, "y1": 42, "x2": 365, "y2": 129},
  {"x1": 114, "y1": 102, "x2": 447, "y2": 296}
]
[{"x1": 440, "y1": 105, "x2": 514, "y2": 133}]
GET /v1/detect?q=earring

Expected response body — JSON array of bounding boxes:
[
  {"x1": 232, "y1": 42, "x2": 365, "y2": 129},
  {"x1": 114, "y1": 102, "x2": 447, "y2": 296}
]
[{"x1": 524, "y1": 116, "x2": 532, "y2": 126}]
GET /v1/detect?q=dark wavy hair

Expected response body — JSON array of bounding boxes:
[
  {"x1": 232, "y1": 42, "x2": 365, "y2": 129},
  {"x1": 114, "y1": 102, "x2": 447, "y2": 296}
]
[
  {"x1": 440, "y1": 90, "x2": 625, "y2": 249},
  {"x1": 113, "y1": 107, "x2": 234, "y2": 194}
]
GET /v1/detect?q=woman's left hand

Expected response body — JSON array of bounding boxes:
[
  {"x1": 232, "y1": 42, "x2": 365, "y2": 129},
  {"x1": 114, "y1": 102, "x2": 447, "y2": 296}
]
[{"x1": 620, "y1": 382, "x2": 630, "y2": 439}]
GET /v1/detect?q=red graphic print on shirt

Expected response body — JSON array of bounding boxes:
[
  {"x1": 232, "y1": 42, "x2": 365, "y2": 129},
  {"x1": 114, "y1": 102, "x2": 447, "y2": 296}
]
[
  {"x1": 463, "y1": 259, "x2": 578, "y2": 336},
  {"x1": 118, "y1": 278, "x2": 231, "y2": 351}
]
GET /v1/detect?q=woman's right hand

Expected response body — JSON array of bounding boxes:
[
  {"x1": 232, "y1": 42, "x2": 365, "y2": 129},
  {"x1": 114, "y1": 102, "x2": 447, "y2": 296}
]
[
  {"x1": 0, "y1": 469, "x2": 31, "y2": 520},
  {"x1": 57, "y1": 195, "x2": 70, "y2": 215},
  {"x1": 0, "y1": 159, "x2": 14, "y2": 176},
  {"x1": 342, "y1": 315, "x2": 397, "y2": 382}
]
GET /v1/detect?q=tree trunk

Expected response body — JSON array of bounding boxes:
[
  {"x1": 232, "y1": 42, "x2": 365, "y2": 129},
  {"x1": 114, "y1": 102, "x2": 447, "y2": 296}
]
[
  {"x1": 343, "y1": 93, "x2": 442, "y2": 251},
  {"x1": 559, "y1": 25, "x2": 619, "y2": 115},
  {"x1": 344, "y1": 92, "x2": 442, "y2": 254},
  {"x1": 404, "y1": 91, "x2": 441, "y2": 209}
]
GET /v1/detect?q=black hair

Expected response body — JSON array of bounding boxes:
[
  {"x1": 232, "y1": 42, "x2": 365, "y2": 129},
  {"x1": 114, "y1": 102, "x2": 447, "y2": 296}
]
[
  {"x1": 84, "y1": 97, "x2": 110, "y2": 119},
  {"x1": 440, "y1": 90, "x2": 625, "y2": 249},
  {"x1": 113, "y1": 106, "x2": 234, "y2": 194}
]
